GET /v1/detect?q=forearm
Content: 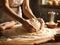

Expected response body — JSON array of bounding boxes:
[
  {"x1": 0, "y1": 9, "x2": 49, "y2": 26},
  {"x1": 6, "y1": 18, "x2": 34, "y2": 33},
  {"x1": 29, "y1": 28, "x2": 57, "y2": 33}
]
[
  {"x1": 23, "y1": 6, "x2": 36, "y2": 19},
  {"x1": 5, "y1": 5, "x2": 18, "y2": 16},
  {"x1": 23, "y1": 0, "x2": 36, "y2": 19}
]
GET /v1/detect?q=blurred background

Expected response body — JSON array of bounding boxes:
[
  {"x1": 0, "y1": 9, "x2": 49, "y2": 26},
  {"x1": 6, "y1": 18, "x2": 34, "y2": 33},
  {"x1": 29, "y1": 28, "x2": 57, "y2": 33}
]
[{"x1": 30, "y1": 0, "x2": 60, "y2": 22}]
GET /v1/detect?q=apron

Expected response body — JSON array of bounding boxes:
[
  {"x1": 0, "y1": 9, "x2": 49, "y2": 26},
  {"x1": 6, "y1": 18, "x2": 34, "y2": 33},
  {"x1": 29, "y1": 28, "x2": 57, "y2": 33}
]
[
  {"x1": 0, "y1": 0, "x2": 23, "y2": 23},
  {"x1": 9, "y1": 0, "x2": 23, "y2": 17}
]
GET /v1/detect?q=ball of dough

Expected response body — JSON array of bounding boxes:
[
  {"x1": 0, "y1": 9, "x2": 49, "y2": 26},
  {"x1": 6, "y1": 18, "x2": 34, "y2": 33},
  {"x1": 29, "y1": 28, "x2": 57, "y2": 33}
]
[{"x1": 28, "y1": 18, "x2": 41, "y2": 31}]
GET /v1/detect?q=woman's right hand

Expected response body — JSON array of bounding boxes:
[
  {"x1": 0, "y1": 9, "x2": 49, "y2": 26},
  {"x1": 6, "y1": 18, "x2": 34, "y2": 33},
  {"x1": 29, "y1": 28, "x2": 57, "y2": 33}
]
[
  {"x1": 23, "y1": 20, "x2": 36, "y2": 33},
  {"x1": 23, "y1": 18, "x2": 42, "y2": 33}
]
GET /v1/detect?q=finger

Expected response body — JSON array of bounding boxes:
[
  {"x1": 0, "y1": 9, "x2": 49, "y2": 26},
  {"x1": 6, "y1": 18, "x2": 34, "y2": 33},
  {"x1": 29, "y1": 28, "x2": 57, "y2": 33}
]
[
  {"x1": 37, "y1": 18, "x2": 45, "y2": 30},
  {"x1": 24, "y1": 25, "x2": 36, "y2": 33},
  {"x1": 28, "y1": 28, "x2": 36, "y2": 33},
  {"x1": 40, "y1": 20, "x2": 45, "y2": 30},
  {"x1": 37, "y1": 18, "x2": 44, "y2": 24}
]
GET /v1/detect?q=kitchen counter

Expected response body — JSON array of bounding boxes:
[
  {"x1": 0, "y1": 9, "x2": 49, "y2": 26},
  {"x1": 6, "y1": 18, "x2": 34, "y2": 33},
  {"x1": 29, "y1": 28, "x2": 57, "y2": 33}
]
[
  {"x1": 38, "y1": 27, "x2": 60, "y2": 45},
  {"x1": 0, "y1": 23, "x2": 60, "y2": 45}
]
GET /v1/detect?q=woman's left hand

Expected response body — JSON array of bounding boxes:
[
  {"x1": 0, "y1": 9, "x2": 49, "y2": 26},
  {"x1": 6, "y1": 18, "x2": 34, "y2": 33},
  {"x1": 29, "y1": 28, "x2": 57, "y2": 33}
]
[{"x1": 37, "y1": 18, "x2": 45, "y2": 30}]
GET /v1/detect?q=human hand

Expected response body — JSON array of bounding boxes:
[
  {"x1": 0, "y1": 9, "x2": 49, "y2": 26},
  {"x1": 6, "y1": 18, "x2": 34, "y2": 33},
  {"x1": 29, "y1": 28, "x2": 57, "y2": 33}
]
[
  {"x1": 23, "y1": 18, "x2": 45, "y2": 33},
  {"x1": 23, "y1": 20, "x2": 36, "y2": 33},
  {"x1": 37, "y1": 18, "x2": 45, "y2": 30}
]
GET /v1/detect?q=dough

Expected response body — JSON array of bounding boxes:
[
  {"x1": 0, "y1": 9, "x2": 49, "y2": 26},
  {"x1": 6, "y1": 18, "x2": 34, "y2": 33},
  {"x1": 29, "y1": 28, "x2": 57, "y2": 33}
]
[{"x1": 27, "y1": 18, "x2": 41, "y2": 32}]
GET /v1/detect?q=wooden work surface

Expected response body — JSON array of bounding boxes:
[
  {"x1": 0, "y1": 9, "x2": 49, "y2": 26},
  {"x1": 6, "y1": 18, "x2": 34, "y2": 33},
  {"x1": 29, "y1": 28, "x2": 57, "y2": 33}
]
[
  {"x1": 40, "y1": 27, "x2": 60, "y2": 45},
  {"x1": 0, "y1": 24, "x2": 59, "y2": 45},
  {"x1": 0, "y1": 37, "x2": 53, "y2": 45},
  {"x1": 38, "y1": 41, "x2": 60, "y2": 45}
]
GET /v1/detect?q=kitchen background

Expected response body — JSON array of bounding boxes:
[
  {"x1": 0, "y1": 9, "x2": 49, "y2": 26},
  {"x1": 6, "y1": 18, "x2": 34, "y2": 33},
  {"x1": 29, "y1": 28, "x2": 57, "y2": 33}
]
[{"x1": 30, "y1": 0, "x2": 60, "y2": 22}]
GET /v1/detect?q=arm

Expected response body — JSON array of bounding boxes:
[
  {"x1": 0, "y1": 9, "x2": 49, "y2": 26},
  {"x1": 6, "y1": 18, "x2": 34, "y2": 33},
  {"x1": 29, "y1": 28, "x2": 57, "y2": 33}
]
[
  {"x1": 5, "y1": 0, "x2": 19, "y2": 17},
  {"x1": 4, "y1": 0, "x2": 36, "y2": 32},
  {"x1": 5, "y1": 0, "x2": 26, "y2": 23},
  {"x1": 23, "y1": 0, "x2": 36, "y2": 19}
]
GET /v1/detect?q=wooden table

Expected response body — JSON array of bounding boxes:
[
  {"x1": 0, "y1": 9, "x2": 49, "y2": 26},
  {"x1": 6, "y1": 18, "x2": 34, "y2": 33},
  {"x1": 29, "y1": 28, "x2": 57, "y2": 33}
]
[
  {"x1": 39, "y1": 27, "x2": 60, "y2": 45},
  {"x1": 0, "y1": 37, "x2": 54, "y2": 45},
  {"x1": 0, "y1": 24, "x2": 59, "y2": 45}
]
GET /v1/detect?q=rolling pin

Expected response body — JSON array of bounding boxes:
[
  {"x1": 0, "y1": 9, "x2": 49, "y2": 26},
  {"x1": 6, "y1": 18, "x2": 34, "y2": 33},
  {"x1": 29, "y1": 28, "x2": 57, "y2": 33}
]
[{"x1": 0, "y1": 21, "x2": 16, "y2": 30}]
